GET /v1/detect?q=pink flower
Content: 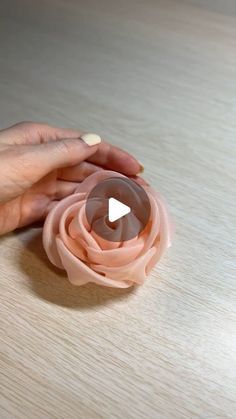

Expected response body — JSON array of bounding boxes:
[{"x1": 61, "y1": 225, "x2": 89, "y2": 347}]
[{"x1": 43, "y1": 171, "x2": 173, "y2": 288}]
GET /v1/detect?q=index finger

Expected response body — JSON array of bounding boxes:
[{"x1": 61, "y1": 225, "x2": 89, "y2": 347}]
[
  {"x1": 87, "y1": 141, "x2": 143, "y2": 176},
  {"x1": 0, "y1": 122, "x2": 143, "y2": 175},
  {"x1": 0, "y1": 122, "x2": 82, "y2": 145}
]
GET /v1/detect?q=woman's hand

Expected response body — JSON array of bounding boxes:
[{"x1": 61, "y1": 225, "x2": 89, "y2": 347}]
[{"x1": 0, "y1": 122, "x2": 142, "y2": 235}]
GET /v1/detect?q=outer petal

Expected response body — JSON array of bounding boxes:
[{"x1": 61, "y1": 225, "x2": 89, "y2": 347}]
[
  {"x1": 145, "y1": 188, "x2": 174, "y2": 274},
  {"x1": 91, "y1": 247, "x2": 157, "y2": 285},
  {"x1": 56, "y1": 238, "x2": 132, "y2": 288},
  {"x1": 43, "y1": 193, "x2": 86, "y2": 268},
  {"x1": 87, "y1": 242, "x2": 143, "y2": 267},
  {"x1": 59, "y1": 201, "x2": 88, "y2": 262},
  {"x1": 138, "y1": 193, "x2": 160, "y2": 255}
]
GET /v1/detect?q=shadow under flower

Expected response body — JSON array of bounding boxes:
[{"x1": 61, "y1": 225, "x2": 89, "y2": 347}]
[{"x1": 17, "y1": 226, "x2": 135, "y2": 309}]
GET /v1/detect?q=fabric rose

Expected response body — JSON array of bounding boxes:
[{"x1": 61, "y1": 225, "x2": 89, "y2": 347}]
[{"x1": 43, "y1": 171, "x2": 173, "y2": 288}]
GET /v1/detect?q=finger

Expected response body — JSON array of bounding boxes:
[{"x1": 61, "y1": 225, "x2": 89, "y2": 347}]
[
  {"x1": 14, "y1": 136, "x2": 101, "y2": 190},
  {"x1": 0, "y1": 121, "x2": 83, "y2": 145},
  {"x1": 55, "y1": 181, "x2": 79, "y2": 199},
  {"x1": 58, "y1": 161, "x2": 103, "y2": 182},
  {"x1": 87, "y1": 141, "x2": 143, "y2": 176},
  {"x1": 46, "y1": 200, "x2": 58, "y2": 212},
  {"x1": 0, "y1": 179, "x2": 77, "y2": 234},
  {"x1": 34, "y1": 200, "x2": 59, "y2": 224},
  {"x1": 0, "y1": 122, "x2": 143, "y2": 175},
  {"x1": 0, "y1": 195, "x2": 50, "y2": 234}
]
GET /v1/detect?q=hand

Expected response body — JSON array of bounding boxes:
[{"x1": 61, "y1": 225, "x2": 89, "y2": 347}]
[{"x1": 0, "y1": 122, "x2": 142, "y2": 235}]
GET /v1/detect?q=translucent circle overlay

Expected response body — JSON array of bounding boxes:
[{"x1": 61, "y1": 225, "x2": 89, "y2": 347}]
[{"x1": 85, "y1": 177, "x2": 151, "y2": 242}]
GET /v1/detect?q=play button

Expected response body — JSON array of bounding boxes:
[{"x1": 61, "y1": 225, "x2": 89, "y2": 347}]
[
  {"x1": 108, "y1": 198, "x2": 131, "y2": 222},
  {"x1": 85, "y1": 176, "x2": 151, "y2": 242}
]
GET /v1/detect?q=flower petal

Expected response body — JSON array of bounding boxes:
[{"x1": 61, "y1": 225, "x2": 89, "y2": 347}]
[
  {"x1": 43, "y1": 192, "x2": 86, "y2": 268},
  {"x1": 91, "y1": 247, "x2": 156, "y2": 285},
  {"x1": 56, "y1": 238, "x2": 132, "y2": 288},
  {"x1": 43, "y1": 170, "x2": 173, "y2": 288},
  {"x1": 87, "y1": 242, "x2": 143, "y2": 267}
]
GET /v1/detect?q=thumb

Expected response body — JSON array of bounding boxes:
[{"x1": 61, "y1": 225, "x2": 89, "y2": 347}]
[{"x1": 19, "y1": 133, "x2": 102, "y2": 184}]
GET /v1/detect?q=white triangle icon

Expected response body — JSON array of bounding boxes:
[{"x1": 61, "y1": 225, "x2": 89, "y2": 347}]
[{"x1": 108, "y1": 198, "x2": 131, "y2": 223}]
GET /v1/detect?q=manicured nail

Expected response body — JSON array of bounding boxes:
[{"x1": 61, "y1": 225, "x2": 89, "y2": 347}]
[
  {"x1": 138, "y1": 161, "x2": 144, "y2": 174},
  {"x1": 80, "y1": 133, "x2": 101, "y2": 146}
]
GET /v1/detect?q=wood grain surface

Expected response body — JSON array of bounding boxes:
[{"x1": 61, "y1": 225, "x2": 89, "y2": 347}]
[{"x1": 0, "y1": 1, "x2": 235, "y2": 418}]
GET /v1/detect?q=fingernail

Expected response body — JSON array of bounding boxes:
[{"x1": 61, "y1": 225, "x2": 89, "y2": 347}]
[
  {"x1": 80, "y1": 133, "x2": 101, "y2": 146},
  {"x1": 138, "y1": 161, "x2": 144, "y2": 174}
]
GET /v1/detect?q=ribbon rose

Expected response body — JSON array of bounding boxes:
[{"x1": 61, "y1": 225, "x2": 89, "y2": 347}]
[{"x1": 43, "y1": 171, "x2": 173, "y2": 288}]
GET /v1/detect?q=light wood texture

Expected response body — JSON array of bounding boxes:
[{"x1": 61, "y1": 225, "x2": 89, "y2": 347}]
[{"x1": 0, "y1": 1, "x2": 235, "y2": 418}]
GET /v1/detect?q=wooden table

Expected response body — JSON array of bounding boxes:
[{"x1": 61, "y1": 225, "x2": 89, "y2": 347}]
[{"x1": 0, "y1": 1, "x2": 235, "y2": 418}]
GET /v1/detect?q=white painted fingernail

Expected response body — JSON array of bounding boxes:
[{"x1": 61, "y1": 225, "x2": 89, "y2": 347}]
[
  {"x1": 138, "y1": 161, "x2": 144, "y2": 174},
  {"x1": 80, "y1": 133, "x2": 101, "y2": 146}
]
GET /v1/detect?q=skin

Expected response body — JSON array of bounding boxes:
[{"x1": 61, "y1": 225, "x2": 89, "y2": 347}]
[{"x1": 0, "y1": 122, "x2": 144, "y2": 235}]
